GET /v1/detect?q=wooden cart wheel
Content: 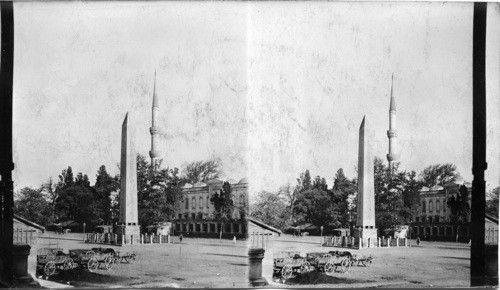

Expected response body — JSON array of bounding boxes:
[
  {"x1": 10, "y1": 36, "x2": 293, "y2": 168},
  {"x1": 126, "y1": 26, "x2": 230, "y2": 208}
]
[
  {"x1": 85, "y1": 251, "x2": 95, "y2": 259},
  {"x1": 63, "y1": 258, "x2": 74, "y2": 270},
  {"x1": 324, "y1": 262, "x2": 335, "y2": 276},
  {"x1": 340, "y1": 258, "x2": 350, "y2": 273},
  {"x1": 360, "y1": 259, "x2": 367, "y2": 267},
  {"x1": 87, "y1": 257, "x2": 98, "y2": 272},
  {"x1": 104, "y1": 255, "x2": 114, "y2": 270},
  {"x1": 281, "y1": 265, "x2": 293, "y2": 280},
  {"x1": 300, "y1": 262, "x2": 310, "y2": 273},
  {"x1": 44, "y1": 261, "x2": 56, "y2": 277}
]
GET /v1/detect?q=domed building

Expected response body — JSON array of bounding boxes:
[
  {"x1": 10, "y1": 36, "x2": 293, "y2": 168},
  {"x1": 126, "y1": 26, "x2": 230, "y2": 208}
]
[
  {"x1": 172, "y1": 177, "x2": 248, "y2": 239},
  {"x1": 412, "y1": 175, "x2": 473, "y2": 241}
]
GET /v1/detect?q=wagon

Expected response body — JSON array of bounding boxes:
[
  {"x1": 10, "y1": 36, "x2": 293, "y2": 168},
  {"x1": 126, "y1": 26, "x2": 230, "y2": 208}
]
[
  {"x1": 273, "y1": 252, "x2": 311, "y2": 280},
  {"x1": 36, "y1": 248, "x2": 74, "y2": 277},
  {"x1": 68, "y1": 249, "x2": 105, "y2": 272}
]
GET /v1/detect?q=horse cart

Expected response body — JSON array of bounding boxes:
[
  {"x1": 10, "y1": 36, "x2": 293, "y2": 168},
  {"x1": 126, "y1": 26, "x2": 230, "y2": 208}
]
[
  {"x1": 350, "y1": 254, "x2": 373, "y2": 267},
  {"x1": 307, "y1": 252, "x2": 351, "y2": 274},
  {"x1": 273, "y1": 252, "x2": 312, "y2": 280},
  {"x1": 68, "y1": 249, "x2": 114, "y2": 271},
  {"x1": 91, "y1": 247, "x2": 137, "y2": 264},
  {"x1": 36, "y1": 248, "x2": 74, "y2": 278}
]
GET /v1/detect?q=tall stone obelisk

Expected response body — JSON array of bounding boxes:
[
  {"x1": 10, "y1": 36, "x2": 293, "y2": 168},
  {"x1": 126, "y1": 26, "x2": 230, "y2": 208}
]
[
  {"x1": 115, "y1": 112, "x2": 140, "y2": 244},
  {"x1": 354, "y1": 116, "x2": 378, "y2": 243}
]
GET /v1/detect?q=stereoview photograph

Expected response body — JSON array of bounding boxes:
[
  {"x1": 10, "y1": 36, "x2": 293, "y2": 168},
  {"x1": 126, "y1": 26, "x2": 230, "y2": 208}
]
[{"x1": 0, "y1": 1, "x2": 498, "y2": 288}]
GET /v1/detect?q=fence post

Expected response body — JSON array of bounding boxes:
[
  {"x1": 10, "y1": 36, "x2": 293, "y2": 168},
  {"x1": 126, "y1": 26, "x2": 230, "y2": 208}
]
[
  {"x1": 122, "y1": 234, "x2": 125, "y2": 245},
  {"x1": 159, "y1": 235, "x2": 162, "y2": 244},
  {"x1": 396, "y1": 238, "x2": 399, "y2": 247},
  {"x1": 141, "y1": 234, "x2": 144, "y2": 244},
  {"x1": 150, "y1": 234, "x2": 153, "y2": 244},
  {"x1": 25, "y1": 230, "x2": 28, "y2": 244},
  {"x1": 388, "y1": 237, "x2": 391, "y2": 247}
]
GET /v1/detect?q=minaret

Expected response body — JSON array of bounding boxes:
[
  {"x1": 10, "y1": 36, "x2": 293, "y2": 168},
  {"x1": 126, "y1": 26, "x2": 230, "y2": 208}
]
[
  {"x1": 149, "y1": 72, "x2": 160, "y2": 168},
  {"x1": 387, "y1": 74, "x2": 399, "y2": 170}
]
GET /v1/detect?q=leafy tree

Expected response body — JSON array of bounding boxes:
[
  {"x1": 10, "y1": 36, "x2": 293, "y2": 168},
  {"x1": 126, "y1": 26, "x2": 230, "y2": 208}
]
[
  {"x1": 420, "y1": 163, "x2": 458, "y2": 187},
  {"x1": 14, "y1": 187, "x2": 54, "y2": 226},
  {"x1": 210, "y1": 181, "x2": 234, "y2": 239},
  {"x1": 75, "y1": 173, "x2": 90, "y2": 188},
  {"x1": 55, "y1": 185, "x2": 99, "y2": 226},
  {"x1": 279, "y1": 182, "x2": 296, "y2": 224},
  {"x1": 210, "y1": 181, "x2": 234, "y2": 221},
  {"x1": 313, "y1": 176, "x2": 328, "y2": 191},
  {"x1": 373, "y1": 158, "x2": 406, "y2": 232},
  {"x1": 93, "y1": 165, "x2": 119, "y2": 224},
  {"x1": 447, "y1": 184, "x2": 470, "y2": 223},
  {"x1": 41, "y1": 177, "x2": 57, "y2": 216},
  {"x1": 486, "y1": 187, "x2": 499, "y2": 217},
  {"x1": 302, "y1": 170, "x2": 312, "y2": 190},
  {"x1": 250, "y1": 191, "x2": 291, "y2": 230},
  {"x1": 182, "y1": 158, "x2": 222, "y2": 184},
  {"x1": 135, "y1": 154, "x2": 183, "y2": 228},
  {"x1": 331, "y1": 168, "x2": 357, "y2": 227},
  {"x1": 294, "y1": 188, "x2": 335, "y2": 227},
  {"x1": 400, "y1": 171, "x2": 422, "y2": 222}
]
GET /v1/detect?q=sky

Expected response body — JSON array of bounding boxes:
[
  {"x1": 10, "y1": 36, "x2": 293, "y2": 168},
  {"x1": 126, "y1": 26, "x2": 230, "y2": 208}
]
[{"x1": 12, "y1": 2, "x2": 500, "y2": 196}]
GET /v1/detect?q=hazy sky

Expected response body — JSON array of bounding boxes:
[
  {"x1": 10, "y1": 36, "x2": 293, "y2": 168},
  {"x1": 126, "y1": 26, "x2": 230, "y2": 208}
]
[{"x1": 12, "y1": 2, "x2": 500, "y2": 195}]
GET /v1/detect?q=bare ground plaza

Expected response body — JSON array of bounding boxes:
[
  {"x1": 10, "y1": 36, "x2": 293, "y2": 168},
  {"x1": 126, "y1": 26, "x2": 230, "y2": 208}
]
[
  {"x1": 29, "y1": 233, "x2": 248, "y2": 288},
  {"x1": 260, "y1": 235, "x2": 469, "y2": 288},
  {"x1": 26, "y1": 231, "x2": 471, "y2": 288}
]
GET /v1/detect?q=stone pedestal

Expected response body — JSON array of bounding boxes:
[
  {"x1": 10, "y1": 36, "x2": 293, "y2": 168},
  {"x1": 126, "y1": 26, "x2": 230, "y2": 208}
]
[
  {"x1": 12, "y1": 244, "x2": 40, "y2": 288},
  {"x1": 353, "y1": 228, "x2": 378, "y2": 247},
  {"x1": 115, "y1": 225, "x2": 140, "y2": 245},
  {"x1": 248, "y1": 248, "x2": 268, "y2": 286}
]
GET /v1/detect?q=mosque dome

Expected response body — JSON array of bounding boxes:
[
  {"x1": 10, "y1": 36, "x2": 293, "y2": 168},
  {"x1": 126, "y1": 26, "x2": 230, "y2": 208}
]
[
  {"x1": 420, "y1": 186, "x2": 430, "y2": 192},
  {"x1": 430, "y1": 185, "x2": 444, "y2": 191},
  {"x1": 238, "y1": 178, "x2": 248, "y2": 184},
  {"x1": 182, "y1": 183, "x2": 193, "y2": 189},
  {"x1": 452, "y1": 175, "x2": 465, "y2": 185},
  {"x1": 217, "y1": 172, "x2": 228, "y2": 181},
  {"x1": 193, "y1": 182, "x2": 207, "y2": 188},
  {"x1": 207, "y1": 178, "x2": 223, "y2": 185},
  {"x1": 227, "y1": 179, "x2": 238, "y2": 185}
]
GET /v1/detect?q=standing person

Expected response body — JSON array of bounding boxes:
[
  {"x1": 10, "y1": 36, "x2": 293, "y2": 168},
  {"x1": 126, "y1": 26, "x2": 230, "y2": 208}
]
[
  {"x1": 233, "y1": 236, "x2": 236, "y2": 244},
  {"x1": 179, "y1": 234, "x2": 183, "y2": 243},
  {"x1": 416, "y1": 236, "x2": 420, "y2": 246}
]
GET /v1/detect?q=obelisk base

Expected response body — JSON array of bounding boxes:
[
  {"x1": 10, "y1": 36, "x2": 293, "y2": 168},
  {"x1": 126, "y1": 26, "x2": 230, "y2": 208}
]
[
  {"x1": 353, "y1": 228, "x2": 378, "y2": 247},
  {"x1": 115, "y1": 225, "x2": 141, "y2": 245}
]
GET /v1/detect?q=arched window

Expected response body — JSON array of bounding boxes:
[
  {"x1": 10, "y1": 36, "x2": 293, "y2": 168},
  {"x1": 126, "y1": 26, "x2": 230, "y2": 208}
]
[
  {"x1": 192, "y1": 197, "x2": 196, "y2": 209},
  {"x1": 429, "y1": 201, "x2": 433, "y2": 212},
  {"x1": 199, "y1": 197, "x2": 203, "y2": 209},
  {"x1": 436, "y1": 200, "x2": 441, "y2": 212},
  {"x1": 422, "y1": 201, "x2": 426, "y2": 213},
  {"x1": 185, "y1": 198, "x2": 189, "y2": 209},
  {"x1": 239, "y1": 194, "x2": 245, "y2": 205},
  {"x1": 206, "y1": 196, "x2": 210, "y2": 208}
]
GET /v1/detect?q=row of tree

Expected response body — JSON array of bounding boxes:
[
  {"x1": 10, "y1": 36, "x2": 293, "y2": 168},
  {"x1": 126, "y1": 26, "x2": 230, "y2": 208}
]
[
  {"x1": 250, "y1": 160, "x2": 499, "y2": 234},
  {"x1": 14, "y1": 156, "x2": 240, "y2": 231}
]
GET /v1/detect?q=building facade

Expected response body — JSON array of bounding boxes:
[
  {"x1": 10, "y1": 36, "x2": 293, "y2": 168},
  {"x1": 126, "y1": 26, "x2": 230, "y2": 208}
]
[
  {"x1": 172, "y1": 177, "x2": 248, "y2": 238},
  {"x1": 412, "y1": 176, "x2": 473, "y2": 241}
]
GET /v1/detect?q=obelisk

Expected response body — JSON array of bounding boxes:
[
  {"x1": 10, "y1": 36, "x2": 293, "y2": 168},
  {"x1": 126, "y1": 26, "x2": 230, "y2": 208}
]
[
  {"x1": 354, "y1": 116, "x2": 378, "y2": 244},
  {"x1": 115, "y1": 112, "x2": 140, "y2": 244}
]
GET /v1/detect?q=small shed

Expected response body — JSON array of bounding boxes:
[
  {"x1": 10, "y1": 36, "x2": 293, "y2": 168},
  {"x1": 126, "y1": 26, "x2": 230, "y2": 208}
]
[
  {"x1": 485, "y1": 214, "x2": 498, "y2": 245},
  {"x1": 248, "y1": 218, "x2": 282, "y2": 236},
  {"x1": 332, "y1": 228, "x2": 351, "y2": 237},
  {"x1": 146, "y1": 222, "x2": 173, "y2": 235}
]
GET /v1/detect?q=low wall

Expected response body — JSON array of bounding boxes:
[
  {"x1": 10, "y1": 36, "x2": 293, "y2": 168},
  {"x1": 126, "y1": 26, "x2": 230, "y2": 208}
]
[
  {"x1": 85, "y1": 233, "x2": 172, "y2": 246},
  {"x1": 322, "y1": 236, "x2": 408, "y2": 249}
]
